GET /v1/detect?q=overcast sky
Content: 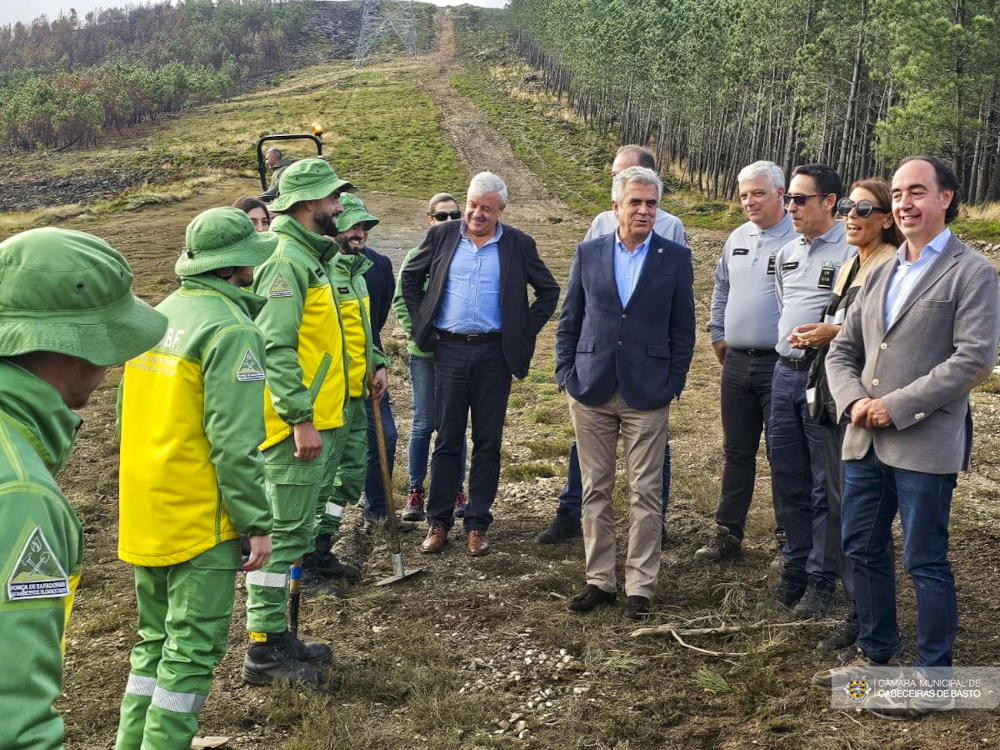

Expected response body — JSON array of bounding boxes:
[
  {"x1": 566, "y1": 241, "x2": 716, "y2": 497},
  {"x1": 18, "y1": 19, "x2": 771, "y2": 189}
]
[{"x1": 0, "y1": 0, "x2": 507, "y2": 29}]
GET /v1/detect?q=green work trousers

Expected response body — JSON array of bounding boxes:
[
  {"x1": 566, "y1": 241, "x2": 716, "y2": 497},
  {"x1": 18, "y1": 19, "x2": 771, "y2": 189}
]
[
  {"x1": 115, "y1": 541, "x2": 240, "y2": 750},
  {"x1": 245, "y1": 429, "x2": 336, "y2": 634},
  {"x1": 315, "y1": 396, "x2": 368, "y2": 538}
]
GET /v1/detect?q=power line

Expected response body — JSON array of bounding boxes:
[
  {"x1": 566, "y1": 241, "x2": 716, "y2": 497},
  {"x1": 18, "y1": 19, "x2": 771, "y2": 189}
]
[{"x1": 354, "y1": 0, "x2": 417, "y2": 68}]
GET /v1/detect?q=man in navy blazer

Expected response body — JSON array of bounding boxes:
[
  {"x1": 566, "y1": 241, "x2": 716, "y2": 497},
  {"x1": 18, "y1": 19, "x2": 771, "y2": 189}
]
[{"x1": 556, "y1": 166, "x2": 695, "y2": 620}]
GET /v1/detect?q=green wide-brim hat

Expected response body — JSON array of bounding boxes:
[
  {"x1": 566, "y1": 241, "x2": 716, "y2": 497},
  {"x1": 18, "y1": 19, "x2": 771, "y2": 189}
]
[
  {"x1": 269, "y1": 158, "x2": 353, "y2": 212},
  {"x1": 176, "y1": 207, "x2": 279, "y2": 276},
  {"x1": 336, "y1": 193, "x2": 380, "y2": 233},
  {"x1": 0, "y1": 227, "x2": 167, "y2": 366}
]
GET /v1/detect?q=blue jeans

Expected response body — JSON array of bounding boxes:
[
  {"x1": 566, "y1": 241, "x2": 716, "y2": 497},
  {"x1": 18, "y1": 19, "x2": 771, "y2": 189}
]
[
  {"x1": 363, "y1": 390, "x2": 398, "y2": 521},
  {"x1": 556, "y1": 441, "x2": 669, "y2": 521},
  {"x1": 408, "y1": 355, "x2": 466, "y2": 493},
  {"x1": 769, "y1": 362, "x2": 837, "y2": 586},
  {"x1": 842, "y1": 449, "x2": 957, "y2": 667}
]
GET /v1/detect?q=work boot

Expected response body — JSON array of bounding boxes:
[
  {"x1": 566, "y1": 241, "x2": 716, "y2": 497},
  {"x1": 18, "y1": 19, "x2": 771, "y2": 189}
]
[
  {"x1": 312, "y1": 535, "x2": 361, "y2": 583},
  {"x1": 694, "y1": 524, "x2": 742, "y2": 563},
  {"x1": 819, "y1": 607, "x2": 860, "y2": 651},
  {"x1": 300, "y1": 567, "x2": 343, "y2": 598},
  {"x1": 453, "y1": 488, "x2": 468, "y2": 518},
  {"x1": 770, "y1": 531, "x2": 786, "y2": 574},
  {"x1": 538, "y1": 507, "x2": 583, "y2": 544},
  {"x1": 362, "y1": 516, "x2": 417, "y2": 534},
  {"x1": 760, "y1": 573, "x2": 807, "y2": 610},
  {"x1": 243, "y1": 632, "x2": 323, "y2": 685},
  {"x1": 793, "y1": 580, "x2": 836, "y2": 620},
  {"x1": 280, "y1": 631, "x2": 331, "y2": 663},
  {"x1": 402, "y1": 486, "x2": 425, "y2": 521}
]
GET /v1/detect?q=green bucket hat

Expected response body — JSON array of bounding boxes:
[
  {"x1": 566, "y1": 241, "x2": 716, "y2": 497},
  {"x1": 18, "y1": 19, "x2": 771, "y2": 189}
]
[
  {"x1": 176, "y1": 207, "x2": 278, "y2": 277},
  {"x1": 0, "y1": 227, "x2": 167, "y2": 367},
  {"x1": 335, "y1": 193, "x2": 380, "y2": 233},
  {"x1": 269, "y1": 158, "x2": 353, "y2": 213}
]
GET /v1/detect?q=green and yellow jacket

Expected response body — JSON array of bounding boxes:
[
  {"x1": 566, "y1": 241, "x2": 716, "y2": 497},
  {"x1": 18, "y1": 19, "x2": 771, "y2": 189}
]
[
  {"x1": 330, "y1": 250, "x2": 389, "y2": 397},
  {"x1": 0, "y1": 360, "x2": 84, "y2": 750},
  {"x1": 252, "y1": 215, "x2": 348, "y2": 450},
  {"x1": 118, "y1": 274, "x2": 272, "y2": 567}
]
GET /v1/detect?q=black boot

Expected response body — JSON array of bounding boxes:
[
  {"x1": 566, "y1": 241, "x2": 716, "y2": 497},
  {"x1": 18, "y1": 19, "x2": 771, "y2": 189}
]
[
  {"x1": 281, "y1": 631, "x2": 332, "y2": 663},
  {"x1": 820, "y1": 605, "x2": 860, "y2": 651},
  {"x1": 300, "y1": 567, "x2": 343, "y2": 598},
  {"x1": 243, "y1": 632, "x2": 322, "y2": 685},
  {"x1": 313, "y1": 535, "x2": 362, "y2": 583},
  {"x1": 538, "y1": 508, "x2": 583, "y2": 544}
]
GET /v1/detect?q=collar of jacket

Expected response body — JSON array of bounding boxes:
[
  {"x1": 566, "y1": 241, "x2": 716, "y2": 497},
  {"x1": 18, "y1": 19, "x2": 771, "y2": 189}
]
[
  {"x1": 0, "y1": 360, "x2": 81, "y2": 475},
  {"x1": 180, "y1": 274, "x2": 267, "y2": 320},
  {"x1": 331, "y1": 250, "x2": 372, "y2": 278},
  {"x1": 270, "y1": 214, "x2": 338, "y2": 264}
]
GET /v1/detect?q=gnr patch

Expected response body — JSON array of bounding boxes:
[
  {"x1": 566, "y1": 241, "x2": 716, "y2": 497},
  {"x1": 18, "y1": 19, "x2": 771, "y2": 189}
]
[{"x1": 7, "y1": 526, "x2": 69, "y2": 601}]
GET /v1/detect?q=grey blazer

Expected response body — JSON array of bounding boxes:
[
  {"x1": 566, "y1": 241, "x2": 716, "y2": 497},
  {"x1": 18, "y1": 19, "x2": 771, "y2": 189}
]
[{"x1": 826, "y1": 234, "x2": 1000, "y2": 473}]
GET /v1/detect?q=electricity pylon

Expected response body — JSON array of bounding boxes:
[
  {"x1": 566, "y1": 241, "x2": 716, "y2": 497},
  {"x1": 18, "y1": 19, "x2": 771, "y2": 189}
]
[{"x1": 354, "y1": 0, "x2": 418, "y2": 68}]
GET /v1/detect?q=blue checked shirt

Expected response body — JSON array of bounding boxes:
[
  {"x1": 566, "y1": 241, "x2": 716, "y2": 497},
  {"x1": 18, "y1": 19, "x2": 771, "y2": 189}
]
[{"x1": 434, "y1": 223, "x2": 504, "y2": 333}]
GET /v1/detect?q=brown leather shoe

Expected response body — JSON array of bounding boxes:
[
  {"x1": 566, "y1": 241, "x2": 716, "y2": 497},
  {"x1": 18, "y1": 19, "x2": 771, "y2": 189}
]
[
  {"x1": 420, "y1": 525, "x2": 449, "y2": 553},
  {"x1": 467, "y1": 530, "x2": 491, "y2": 556}
]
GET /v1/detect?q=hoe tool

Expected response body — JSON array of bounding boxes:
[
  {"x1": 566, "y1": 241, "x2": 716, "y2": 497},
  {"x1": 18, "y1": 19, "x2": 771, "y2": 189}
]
[{"x1": 372, "y1": 393, "x2": 424, "y2": 586}]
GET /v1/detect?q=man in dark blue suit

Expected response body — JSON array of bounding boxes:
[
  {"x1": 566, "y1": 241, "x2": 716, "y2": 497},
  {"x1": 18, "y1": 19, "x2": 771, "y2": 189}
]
[{"x1": 556, "y1": 166, "x2": 696, "y2": 620}]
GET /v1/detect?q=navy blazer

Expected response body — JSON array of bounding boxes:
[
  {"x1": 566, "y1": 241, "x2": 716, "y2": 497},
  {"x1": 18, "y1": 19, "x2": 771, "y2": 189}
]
[
  {"x1": 400, "y1": 219, "x2": 560, "y2": 379},
  {"x1": 555, "y1": 231, "x2": 696, "y2": 410}
]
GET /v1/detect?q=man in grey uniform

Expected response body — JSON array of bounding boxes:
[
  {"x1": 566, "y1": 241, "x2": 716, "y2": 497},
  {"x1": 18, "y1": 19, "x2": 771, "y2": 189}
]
[
  {"x1": 767, "y1": 163, "x2": 852, "y2": 617},
  {"x1": 696, "y1": 160, "x2": 796, "y2": 562}
]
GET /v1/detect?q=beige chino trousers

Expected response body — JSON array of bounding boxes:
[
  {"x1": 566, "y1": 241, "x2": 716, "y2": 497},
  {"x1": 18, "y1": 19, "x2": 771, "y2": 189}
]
[{"x1": 568, "y1": 391, "x2": 670, "y2": 599}]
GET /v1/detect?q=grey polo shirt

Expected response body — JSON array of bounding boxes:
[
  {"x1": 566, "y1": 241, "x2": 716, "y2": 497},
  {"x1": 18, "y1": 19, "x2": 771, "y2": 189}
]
[
  {"x1": 584, "y1": 208, "x2": 687, "y2": 246},
  {"x1": 708, "y1": 212, "x2": 796, "y2": 349},
  {"x1": 774, "y1": 221, "x2": 853, "y2": 358}
]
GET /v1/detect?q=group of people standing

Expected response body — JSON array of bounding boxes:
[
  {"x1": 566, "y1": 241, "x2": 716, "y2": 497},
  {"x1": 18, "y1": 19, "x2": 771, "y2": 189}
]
[
  {"x1": 694, "y1": 154, "x2": 999, "y2": 719},
  {"x1": 0, "y1": 146, "x2": 995, "y2": 749}
]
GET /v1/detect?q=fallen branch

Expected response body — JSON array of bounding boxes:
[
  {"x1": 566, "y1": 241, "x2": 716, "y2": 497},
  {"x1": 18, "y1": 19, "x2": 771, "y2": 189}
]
[
  {"x1": 631, "y1": 618, "x2": 834, "y2": 639},
  {"x1": 669, "y1": 628, "x2": 748, "y2": 658}
]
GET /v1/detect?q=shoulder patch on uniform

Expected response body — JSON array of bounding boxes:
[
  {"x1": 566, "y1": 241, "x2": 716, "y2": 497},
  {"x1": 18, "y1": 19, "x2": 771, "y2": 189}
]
[
  {"x1": 7, "y1": 526, "x2": 69, "y2": 601},
  {"x1": 268, "y1": 273, "x2": 294, "y2": 298},
  {"x1": 236, "y1": 348, "x2": 265, "y2": 382}
]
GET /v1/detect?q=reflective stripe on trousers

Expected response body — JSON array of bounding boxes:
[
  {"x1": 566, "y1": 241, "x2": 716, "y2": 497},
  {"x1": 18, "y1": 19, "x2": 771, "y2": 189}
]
[{"x1": 151, "y1": 686, "x2": 207, "y2": 714}]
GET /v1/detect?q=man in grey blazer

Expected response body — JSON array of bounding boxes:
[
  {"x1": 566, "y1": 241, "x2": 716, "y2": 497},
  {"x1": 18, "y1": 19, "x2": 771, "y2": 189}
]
[{"x1": 820, "y1": 156, "x2": 1000, "y2": 719}]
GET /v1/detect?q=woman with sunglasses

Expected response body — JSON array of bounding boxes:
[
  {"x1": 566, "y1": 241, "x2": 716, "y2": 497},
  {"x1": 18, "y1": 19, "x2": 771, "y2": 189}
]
[
  {"x1": 790, "y1": 178, "x2": 902, "y2": 656},
  {"x1": 392, "y1": 193, "x2": 469, "y2": 522}
]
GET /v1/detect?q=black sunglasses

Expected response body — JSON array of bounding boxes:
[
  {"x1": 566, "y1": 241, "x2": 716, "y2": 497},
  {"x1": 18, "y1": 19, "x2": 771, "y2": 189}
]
[
  {"x1": 782, "y1": 192, "x2": 829, "y2": 206},
  {"x1": 430, "y1": 210, "x2": 462, "y2": 221},
  {"x1": 837, "y1": 198, "x2": 891, "y2": 218}
]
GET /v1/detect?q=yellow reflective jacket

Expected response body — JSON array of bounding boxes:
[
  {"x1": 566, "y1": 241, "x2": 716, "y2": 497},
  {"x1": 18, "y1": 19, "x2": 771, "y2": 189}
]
[
  {"x1": 252, "y1": 215, "x2": 348, "y2": 450},
  {"x1": 117, "y1": 275, "x2": 272, "y2": 566}
]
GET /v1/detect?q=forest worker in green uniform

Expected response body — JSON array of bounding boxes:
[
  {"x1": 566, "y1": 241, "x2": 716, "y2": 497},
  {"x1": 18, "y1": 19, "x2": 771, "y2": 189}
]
[
  {"x1": 244, "y1": 158, "x2": 353, "y2": 685},
  {"x1": 115, "y1": 208, "x2": 277, "y2": 749},
  {"x1": 0, "y1": 227, "x2": 166, "y2": 750},
  {"x1": 302, "y1": 193, "x2": 389, "y2": 579}
]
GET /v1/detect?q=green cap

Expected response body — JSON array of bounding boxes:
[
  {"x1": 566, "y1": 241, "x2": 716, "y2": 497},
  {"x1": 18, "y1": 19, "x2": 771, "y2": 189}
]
[
  {"x1": 269, "y1": 158, "x2": 353, "y2": 212},
  {"x1": 176, "y1": 207, "x2": 278, "y2": 277},
  {"x1": 335, "y1": 193, "x2": 380, "y2": 233},
  {"x1": 0, "y1": 227, "x2": 167, "y2": 366}
]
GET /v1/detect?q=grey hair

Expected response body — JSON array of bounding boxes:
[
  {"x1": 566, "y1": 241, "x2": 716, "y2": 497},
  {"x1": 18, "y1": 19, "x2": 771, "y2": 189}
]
[
  {"x1": 265, "y1": 147, "x2": 282, "y2": 158},
  {"x1": 467, "y1": 171, "x2": 508, "y2": 207},
  {"x1": 427, "y1": 192, "x2": 458, "y2": 213},
  {"x1": 737, "y1": 160, "x2": 784, "y2": 191},
  {"x1": 612, "y1": 166, "x2": 663, "y2": 205}
]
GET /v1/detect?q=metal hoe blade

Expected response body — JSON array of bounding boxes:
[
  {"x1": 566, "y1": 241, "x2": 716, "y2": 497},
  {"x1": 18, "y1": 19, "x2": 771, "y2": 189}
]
[{"x1": 372, "y1": 394, "x2": 425, "y2": 587}]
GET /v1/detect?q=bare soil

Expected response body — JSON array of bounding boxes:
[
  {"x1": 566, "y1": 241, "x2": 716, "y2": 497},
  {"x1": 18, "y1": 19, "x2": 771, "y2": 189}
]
[{"x1": 12, "y1": 9, "x2": 1000, "y2": 750}]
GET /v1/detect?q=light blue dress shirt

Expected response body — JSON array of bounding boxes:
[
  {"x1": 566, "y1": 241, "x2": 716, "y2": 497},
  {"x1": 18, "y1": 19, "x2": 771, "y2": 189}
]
[
  {"x1": 614, "y1": 232, "x2": 651, "y2": 307},
  {"x1": 884, "y1": 227, "x2": 951, "y2": 329},
  {"x1": 434, "y1": 223, "x2": 504, "y2": 333}
]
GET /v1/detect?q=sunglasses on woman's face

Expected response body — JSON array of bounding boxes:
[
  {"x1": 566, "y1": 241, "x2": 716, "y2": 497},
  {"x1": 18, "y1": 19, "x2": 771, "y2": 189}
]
[
  {"x1": 837, "y1": 198, "x2": 890, "y2": 218},
  {"x1": 430, "y1": 210, "x2": 462, "y2": 221}
]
